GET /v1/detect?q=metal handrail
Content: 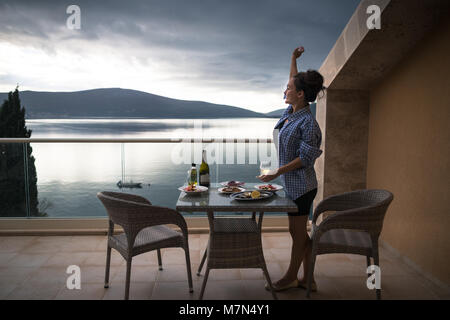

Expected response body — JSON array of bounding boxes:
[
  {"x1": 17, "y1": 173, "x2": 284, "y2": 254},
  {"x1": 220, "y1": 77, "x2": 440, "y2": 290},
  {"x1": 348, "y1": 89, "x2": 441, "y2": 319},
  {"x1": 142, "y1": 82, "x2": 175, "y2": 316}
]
[{"x1": 0, "y1": 138, "x2": 273, "y2": 143}]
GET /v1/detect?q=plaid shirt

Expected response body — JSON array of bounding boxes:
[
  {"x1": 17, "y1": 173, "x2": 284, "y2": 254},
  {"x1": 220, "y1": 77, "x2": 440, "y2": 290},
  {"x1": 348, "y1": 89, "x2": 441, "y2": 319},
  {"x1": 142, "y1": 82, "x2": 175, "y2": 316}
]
[{"x1": 274, "y1": 105, "x2": 322, "y2": 200}]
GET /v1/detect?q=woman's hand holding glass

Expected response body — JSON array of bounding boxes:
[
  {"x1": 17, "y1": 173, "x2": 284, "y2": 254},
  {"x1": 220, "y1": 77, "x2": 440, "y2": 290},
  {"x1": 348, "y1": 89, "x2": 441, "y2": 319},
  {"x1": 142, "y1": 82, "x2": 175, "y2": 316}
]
[
  {"x1": 257, "y1": 171, "x2": 280, "y2": 183},
  {"x1": 257, "y1": 161, "x2": 280, "y2": 182}
]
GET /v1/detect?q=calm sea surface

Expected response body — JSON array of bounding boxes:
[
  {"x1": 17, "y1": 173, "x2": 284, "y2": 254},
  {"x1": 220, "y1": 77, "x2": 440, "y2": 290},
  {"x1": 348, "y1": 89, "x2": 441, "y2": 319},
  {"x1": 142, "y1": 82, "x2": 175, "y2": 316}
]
[{"x1": 26, "y1": 118, "x2": 284, "y2": 217}]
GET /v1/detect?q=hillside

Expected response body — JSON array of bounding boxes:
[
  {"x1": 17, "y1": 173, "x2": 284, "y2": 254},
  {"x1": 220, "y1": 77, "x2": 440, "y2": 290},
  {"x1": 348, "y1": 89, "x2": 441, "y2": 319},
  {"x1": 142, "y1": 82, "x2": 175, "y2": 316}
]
[
  {"x1": 0, "y1": 88, "x2": 268, "y2": 119},
  {"x1": 265, "y1": 108, "x2": 285, "y2": 117}
]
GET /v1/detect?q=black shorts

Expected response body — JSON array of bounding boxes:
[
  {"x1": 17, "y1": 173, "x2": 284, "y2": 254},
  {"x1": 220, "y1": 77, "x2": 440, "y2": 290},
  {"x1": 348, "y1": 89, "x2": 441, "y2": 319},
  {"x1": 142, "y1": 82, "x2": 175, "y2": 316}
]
[{"x1": 289, "y1": 188, "x2": 318, "y2": 217}]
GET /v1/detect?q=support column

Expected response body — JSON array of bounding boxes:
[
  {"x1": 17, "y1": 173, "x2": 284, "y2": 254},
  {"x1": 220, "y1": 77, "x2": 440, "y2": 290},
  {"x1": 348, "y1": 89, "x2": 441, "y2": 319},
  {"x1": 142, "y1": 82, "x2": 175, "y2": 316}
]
[{"x1": 314, "y1": 89, "x2": 370, "y2": 211}]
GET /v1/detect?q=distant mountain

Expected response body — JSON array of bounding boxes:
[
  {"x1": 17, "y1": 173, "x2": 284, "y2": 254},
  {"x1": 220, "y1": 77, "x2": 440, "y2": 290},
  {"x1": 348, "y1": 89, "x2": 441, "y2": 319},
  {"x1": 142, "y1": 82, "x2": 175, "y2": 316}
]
[
  {"x1": 265, "y1": 108, "x2": 285, "y2": 118},
  {"x1": 0, "y1": 88, "x2": 268, "y2": 119}
]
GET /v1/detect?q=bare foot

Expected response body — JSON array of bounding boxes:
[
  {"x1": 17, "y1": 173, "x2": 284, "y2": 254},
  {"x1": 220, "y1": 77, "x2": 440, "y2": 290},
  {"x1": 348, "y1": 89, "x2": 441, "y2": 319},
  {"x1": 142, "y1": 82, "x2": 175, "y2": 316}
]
[
  {"x1": 265, "y1": 277, "x2": 299, "y2": 292},
  {"x1": 298, "y1": 278, "x2": 317, "y2": 291},
  {"x1": 275, "y1": 277, "x2": 298, "y2": 287}
]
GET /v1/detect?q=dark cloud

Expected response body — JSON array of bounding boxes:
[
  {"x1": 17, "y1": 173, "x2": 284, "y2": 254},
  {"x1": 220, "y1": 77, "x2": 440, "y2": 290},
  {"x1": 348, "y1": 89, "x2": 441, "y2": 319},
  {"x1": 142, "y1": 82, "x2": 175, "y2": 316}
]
[{"x1": 0, "y1": 0, "x2": 361, "y2": 93}]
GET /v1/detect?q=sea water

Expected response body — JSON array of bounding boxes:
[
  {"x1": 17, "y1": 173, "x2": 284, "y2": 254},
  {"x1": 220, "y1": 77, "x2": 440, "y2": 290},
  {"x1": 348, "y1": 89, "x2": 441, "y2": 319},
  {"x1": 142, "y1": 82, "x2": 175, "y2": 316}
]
[{"x1": 24, "y1": 118, "x2": 284, "y2": 217}]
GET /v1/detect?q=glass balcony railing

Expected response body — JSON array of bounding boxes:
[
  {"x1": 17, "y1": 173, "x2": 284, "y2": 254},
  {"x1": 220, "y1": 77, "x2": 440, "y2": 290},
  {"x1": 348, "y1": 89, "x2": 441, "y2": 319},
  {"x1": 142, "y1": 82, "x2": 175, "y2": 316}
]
[{"x1": 0, "y1": 138, "x2": 285, "y2": 218}]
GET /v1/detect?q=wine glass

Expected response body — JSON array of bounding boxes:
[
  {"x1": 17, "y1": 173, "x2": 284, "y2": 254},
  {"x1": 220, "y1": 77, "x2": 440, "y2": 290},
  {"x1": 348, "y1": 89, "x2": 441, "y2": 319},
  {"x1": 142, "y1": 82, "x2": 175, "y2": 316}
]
[{"x1": 260, "y1": 161, "x2": 272, "y2": 176}]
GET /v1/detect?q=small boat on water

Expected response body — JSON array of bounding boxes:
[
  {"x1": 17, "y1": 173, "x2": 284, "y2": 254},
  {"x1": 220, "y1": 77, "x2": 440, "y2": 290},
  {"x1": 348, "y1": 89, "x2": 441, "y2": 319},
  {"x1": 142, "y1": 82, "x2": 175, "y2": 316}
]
[{"x1": 117, "y1": 180, "x2": 143, "y2": 189}]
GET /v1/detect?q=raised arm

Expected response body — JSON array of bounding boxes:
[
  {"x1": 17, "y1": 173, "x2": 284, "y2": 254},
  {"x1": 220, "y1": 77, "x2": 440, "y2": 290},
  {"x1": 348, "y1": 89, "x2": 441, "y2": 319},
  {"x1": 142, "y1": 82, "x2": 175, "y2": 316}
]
[{"x1": 289, "y1": 46, "x2": 304, "y2": 79}]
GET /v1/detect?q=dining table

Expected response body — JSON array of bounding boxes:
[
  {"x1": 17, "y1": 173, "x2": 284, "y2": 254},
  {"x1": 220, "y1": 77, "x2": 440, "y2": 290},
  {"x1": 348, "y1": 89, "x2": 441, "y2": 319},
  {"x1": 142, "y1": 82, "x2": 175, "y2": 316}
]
[{"x1": 175, "y1": 182, "x2": 298, "y2": 300}]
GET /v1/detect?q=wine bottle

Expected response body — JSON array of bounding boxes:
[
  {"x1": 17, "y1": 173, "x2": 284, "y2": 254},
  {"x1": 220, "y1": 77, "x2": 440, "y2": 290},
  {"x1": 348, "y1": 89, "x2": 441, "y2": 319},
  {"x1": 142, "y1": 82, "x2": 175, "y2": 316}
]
[
  {"x1": 199, "y1": 150, "x2": 210, "y2": 187},
  {"x1": 189, "y1": 163, "x2": 198, "y2": 186}
]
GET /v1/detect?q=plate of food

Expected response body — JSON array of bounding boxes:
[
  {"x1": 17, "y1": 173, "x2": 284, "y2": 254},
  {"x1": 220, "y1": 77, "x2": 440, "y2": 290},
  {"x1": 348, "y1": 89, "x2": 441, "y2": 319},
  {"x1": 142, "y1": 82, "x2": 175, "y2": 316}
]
[
  {"x1": 218, "y1": 186, "x2": 246, "y2": 194},
  {"x1": 254, "y1": 183, "x2": 284, "y2": 192},
  {"x1": 220, "y1": 180, "x2": 245, "y2": 187},
  {"x1": 178, "y1": 185, "x2": 208, "y2": 194},
  {"x1": 230, "y1": 190, "x2": 274, "y2": 201}
]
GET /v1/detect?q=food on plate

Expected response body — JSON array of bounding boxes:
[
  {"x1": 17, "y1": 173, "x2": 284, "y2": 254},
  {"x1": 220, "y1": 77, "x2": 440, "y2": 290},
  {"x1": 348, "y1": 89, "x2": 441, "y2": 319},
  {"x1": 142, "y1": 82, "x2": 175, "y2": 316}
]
[
  {"x1": 240, "y1": 191, "x2": 261, "y2": 199},
  {"x1": 184, "y1": 185, "x2": 197, "y2": 192},
  {"x1": 232, "y1": 190, "x2": 272, "y2": 200},
  {"x1": 227, "y1": 180, "x2": 243, "y2": 186},
  {"x1": 258, "y1": 184, "x2": 277, "y2": 191},
  {"x1": 222, "y1": 187, "x2": 243, "y2": 193},
  {"x1": 179, "y1": 184, "x2": 208, "y2": 194},
  {"x1": 251, "y1": 190, "x2": 261, "y2": 199}
]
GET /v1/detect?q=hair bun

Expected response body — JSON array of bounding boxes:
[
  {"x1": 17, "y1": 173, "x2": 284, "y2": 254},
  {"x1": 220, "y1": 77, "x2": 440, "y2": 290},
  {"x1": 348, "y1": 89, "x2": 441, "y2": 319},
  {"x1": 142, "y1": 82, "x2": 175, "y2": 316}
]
[{"x1": 294, "y1": 70, "x2": 325, "y2": 102}]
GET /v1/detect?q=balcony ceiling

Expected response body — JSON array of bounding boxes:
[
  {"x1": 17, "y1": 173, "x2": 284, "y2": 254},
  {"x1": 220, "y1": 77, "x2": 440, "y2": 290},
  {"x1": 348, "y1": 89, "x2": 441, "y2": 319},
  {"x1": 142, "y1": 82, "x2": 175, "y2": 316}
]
[{"x1": 320, "y1": 0, "x2": 450, "y2": 91}]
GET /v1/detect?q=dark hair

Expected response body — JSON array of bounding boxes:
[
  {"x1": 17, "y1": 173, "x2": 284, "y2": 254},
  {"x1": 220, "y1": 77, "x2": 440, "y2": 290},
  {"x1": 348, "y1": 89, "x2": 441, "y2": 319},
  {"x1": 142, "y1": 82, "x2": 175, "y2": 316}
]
[{"x1": 293, "y1": 70, "x2": 326, "y2": 102}]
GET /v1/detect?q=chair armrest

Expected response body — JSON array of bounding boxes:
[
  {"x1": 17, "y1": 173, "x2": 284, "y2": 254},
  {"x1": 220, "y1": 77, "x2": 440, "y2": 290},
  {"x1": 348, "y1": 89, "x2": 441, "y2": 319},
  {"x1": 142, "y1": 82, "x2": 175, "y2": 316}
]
[
  {"x1": 312, "y1": 196, "x2": 342, "y2": 224},
  {"x1": 97, "y1": 192, "x2": 189, "y2": 249},
  {"x1": 311, "y1": 190, "x2": 393, "y2": 241},
  {"x1": 312, "y1": 206, "x2": 382, "y2": 240},
  {"x1": 312, "y1": 191, "x2": 369, "y2": 223},
  {"x1": 112, "y1": 200, "x2": 188, "y2": 235},
  {"x1": 106, "y1": 192, "x2": 152, "y2": 205}
]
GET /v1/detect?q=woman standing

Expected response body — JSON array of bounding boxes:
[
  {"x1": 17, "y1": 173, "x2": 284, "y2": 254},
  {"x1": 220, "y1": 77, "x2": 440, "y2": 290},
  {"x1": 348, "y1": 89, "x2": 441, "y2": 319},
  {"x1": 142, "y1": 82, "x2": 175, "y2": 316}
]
[{"x1": 259, "y1": 46, "x2": 324, "y2": 291}]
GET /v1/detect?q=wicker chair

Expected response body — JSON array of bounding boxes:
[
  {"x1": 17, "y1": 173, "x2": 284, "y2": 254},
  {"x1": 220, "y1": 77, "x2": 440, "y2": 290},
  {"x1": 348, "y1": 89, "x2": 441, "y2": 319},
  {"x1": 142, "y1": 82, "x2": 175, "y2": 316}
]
[
  {"x1": 197, "y1": 212, "x2": 278, "y2": 300},
  {"x1": 97, "y1": 191, "x2": 193, "y2": 300},
  {"x1": 306, "y1": 189, "x2": 393, "y2": 300}
]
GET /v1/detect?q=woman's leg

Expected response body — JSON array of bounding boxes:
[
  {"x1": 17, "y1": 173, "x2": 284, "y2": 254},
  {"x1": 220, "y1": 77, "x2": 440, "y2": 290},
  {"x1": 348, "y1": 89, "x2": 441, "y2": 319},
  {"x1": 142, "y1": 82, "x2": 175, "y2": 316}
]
[
  {"x1": 299, "y1": 236, "x2": 316, "y2": 286},
  {"x1": 275, "y1": 215, "x2": 309, "y2": 286}
]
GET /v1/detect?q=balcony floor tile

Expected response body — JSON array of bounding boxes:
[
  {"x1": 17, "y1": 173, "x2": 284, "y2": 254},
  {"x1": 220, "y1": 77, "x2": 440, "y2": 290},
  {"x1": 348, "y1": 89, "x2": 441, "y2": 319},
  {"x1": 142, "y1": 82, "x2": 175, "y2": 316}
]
[{"x1": 0, "y1": 233, "x2": 447, "y2": 300}]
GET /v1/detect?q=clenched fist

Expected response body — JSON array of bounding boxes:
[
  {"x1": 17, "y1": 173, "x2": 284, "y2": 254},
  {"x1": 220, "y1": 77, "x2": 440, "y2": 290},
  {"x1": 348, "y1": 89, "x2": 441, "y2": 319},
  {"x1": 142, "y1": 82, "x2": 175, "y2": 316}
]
[{"x1": 292, "y1": 46, "x2": 305, "y2": 59}]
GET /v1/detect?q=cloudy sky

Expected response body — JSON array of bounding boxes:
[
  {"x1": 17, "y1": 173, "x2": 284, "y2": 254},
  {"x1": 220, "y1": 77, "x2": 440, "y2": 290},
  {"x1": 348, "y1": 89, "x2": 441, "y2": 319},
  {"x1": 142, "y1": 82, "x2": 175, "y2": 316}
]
[{"x1": 0, "y1": 0, "x2": 360, "y2": 113}]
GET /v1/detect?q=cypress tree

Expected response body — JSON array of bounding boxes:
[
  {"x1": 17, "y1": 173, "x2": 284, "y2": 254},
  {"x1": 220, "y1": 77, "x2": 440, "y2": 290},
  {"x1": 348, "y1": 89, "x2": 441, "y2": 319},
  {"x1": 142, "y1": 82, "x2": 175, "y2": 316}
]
[{"x1": 0, "y1": 87, "x2": 44, "y2": 217}]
